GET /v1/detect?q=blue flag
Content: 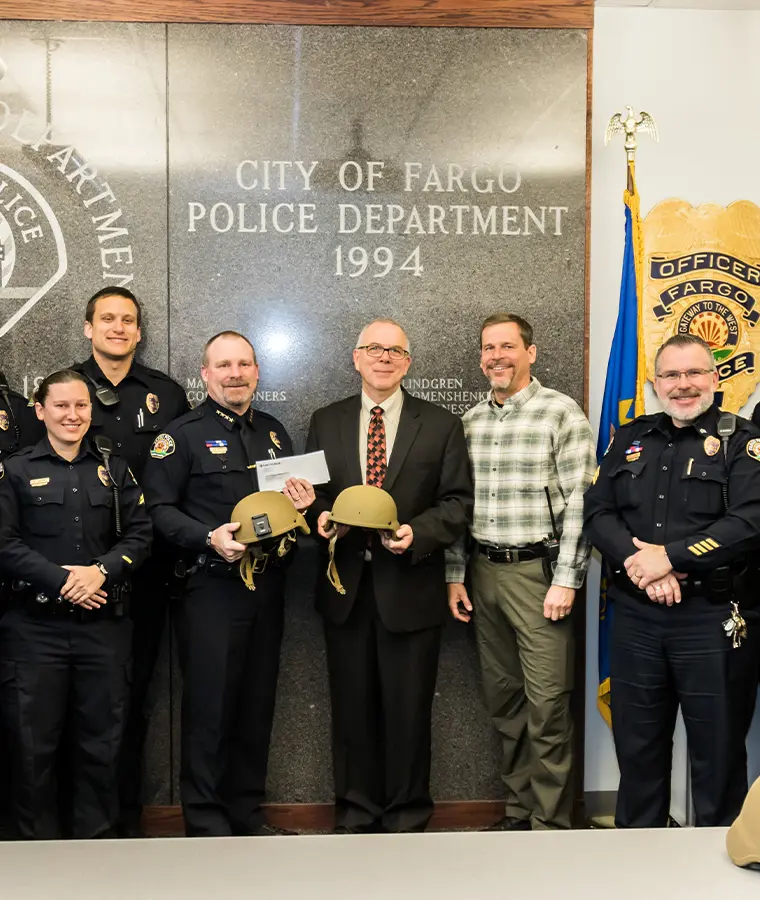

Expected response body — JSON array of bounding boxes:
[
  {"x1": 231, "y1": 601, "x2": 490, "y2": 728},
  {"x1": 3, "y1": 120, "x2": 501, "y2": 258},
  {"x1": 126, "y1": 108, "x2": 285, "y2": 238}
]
[{"x1": 597, "y1": 165, "x2": 645, "y2": 726}]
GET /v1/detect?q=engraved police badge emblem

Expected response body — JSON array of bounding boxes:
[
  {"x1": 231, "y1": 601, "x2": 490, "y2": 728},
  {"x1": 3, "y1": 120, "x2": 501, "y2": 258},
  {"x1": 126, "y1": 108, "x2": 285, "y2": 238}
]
[
  {"x1": 146, "y1": 393, "x2": 159, "y2": 414},
  {"x1": 97, "y1": 464, "x2": 111, "y2": 487},
  {"x1": 704, "y1": 435, "x2": 721, "y2": 457},
  {"x1": 150, "y1": 433, "x2": 175, "y2": 459},
  {"x1": 0, "y1": 410, "x2": 8, "y2": 431},
  {"x1": 642, "y1": 200, "x2": 760, "y2": 413},
  {"x1": 270, "y1": 431, "x2": 282, "y2": 450},
  {"x1": 0, "y1": 163, "x2": 68, "y2": 338}
]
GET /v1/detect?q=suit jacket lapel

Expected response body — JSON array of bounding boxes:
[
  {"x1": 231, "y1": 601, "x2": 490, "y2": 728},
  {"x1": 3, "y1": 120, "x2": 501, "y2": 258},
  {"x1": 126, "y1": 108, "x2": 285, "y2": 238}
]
[
  {"x1": 341, "y1": 395, "x2": 363, "y2": 486},
  {"x1": 383, "y1": 392, "x2": 421, "y2": 492}
]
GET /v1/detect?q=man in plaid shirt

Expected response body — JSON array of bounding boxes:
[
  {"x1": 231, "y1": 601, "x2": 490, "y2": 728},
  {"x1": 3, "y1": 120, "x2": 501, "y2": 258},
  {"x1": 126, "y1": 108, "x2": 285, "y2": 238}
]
[{"x1": 446, "y1": 313, "x2": 595, "y2": 831}]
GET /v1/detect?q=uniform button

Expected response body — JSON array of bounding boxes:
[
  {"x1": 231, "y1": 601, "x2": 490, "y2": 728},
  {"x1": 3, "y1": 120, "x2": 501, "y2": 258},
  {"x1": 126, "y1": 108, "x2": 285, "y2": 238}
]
[
  {"x1": 72, "y1": 488, "x2": 78, "y2": 493},
  {"x1": 74, "y1": 517, "x2": 80, "y2": 522},
  {"x1": 491, "y1": 493, "x2": 495, "y2": 497},
  {"x1": 658, "y1": 494, "x2": 664, "y2": 500},
  {"x1": 668, "y1": 442, "x2": 673, "y2": 448},
  {"x1": 494, "y1": 442, "x2": 498, "y2": 446},
  {"x1": 656, "y1": 522, "x2": 662, "y2": 527},
  {"x1": 69, "y1": 465, "x2": 74, "y2": 470},
  {"x1": 492, "y1": 468, "x2": 496, "y2": 472},
  {"x1": 632, "y1": 475, "x2": 636, "y2": 479},
  {"x1": 490, "y1": 519, "x2": 494, "y2": 523},
  {"x1": 117, "y1": 442, "x2": 122, "y2": 448},
  {"x1": 76, "y1": 545, "x2": 81, "y2": 551},
  {"x1": 662, "y1": 466, "x2": 668, "y2": 471},
  {"x1": 702, "y1": 471, "x2": 707, "y2": 476},
  {"x1": 116, "y1": 416, "x2": 121, "y2": 422}
]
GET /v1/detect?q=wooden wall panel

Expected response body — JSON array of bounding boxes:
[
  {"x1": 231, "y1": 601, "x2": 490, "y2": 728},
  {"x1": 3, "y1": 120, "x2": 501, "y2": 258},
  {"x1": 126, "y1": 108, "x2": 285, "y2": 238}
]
[{"x1": 3, "y1": 1, "x2": 593, "y2": 29}]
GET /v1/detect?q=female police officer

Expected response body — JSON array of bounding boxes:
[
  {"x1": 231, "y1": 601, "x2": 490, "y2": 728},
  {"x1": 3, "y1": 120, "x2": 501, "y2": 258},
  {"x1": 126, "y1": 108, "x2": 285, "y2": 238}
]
[{"x1": 0, "y1": 369, "x2": 152, "y2": 839}]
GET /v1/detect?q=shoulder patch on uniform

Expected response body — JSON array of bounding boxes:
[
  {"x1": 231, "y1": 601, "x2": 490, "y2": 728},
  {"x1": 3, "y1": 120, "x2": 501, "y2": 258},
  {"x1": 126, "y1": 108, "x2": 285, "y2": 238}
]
[
  {"x1": 151, "y1": 433, "x2": 175, "y2": 459},
  {"x1": 747, "y1": 437, "x2": 760, "y2": 461}
]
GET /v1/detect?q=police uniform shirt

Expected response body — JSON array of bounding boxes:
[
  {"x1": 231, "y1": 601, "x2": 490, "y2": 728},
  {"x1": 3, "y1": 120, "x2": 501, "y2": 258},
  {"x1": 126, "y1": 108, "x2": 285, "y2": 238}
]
[
  {"x1": 0, "y1": 436, "x2": 153, "y2": 597},
  {"x1": 0, "y1": 388, "x2": 44, "y2": 462},
  {"x1": 142, "y1": 397, "x2": 293, "y2": 551},
  {"x1": 72, "y1": 356, "x2": 190, "y2": 479},
  {"x1": 584, "y1": 404, "x2": 760, "y2": 573}
]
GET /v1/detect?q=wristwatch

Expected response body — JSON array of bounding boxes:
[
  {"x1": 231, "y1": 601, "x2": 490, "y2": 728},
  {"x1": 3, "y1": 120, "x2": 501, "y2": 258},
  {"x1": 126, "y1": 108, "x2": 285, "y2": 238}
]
[
  {"x1": 206, "y1": 530, "x2": 213, "y2": 548},
  {"x1": 94, "y1": 560, "x2": 108, "y2": 580}
]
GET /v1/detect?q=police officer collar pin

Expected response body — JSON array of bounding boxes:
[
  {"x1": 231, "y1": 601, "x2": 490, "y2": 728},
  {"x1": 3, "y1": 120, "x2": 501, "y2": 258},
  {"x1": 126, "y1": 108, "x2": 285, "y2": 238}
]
[
  {"x1": 704, "y1": 435, "x2": 720, "y2": 457},
  {"x1": 146, "y1": 392, "x2": 159, "y2": 414},
  {"x1": 0, "y1": 410, "x2": 8, "y2": 431}
]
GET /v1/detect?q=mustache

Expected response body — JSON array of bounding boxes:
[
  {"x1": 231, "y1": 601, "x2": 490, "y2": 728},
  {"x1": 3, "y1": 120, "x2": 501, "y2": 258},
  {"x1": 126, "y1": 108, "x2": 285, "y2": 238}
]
[
  {"x1": 223, "y1": 380, "x2": 249, "y2": 388},
  {"x1": 668, "y1": 390, "x2": 700, "y2": 399}
]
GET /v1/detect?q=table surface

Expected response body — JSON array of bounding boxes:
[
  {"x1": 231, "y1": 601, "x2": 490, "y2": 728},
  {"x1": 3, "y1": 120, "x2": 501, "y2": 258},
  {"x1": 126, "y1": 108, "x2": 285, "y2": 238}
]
[{"x1": 0, "y1": 827, "x2": 757, "y2": 900}]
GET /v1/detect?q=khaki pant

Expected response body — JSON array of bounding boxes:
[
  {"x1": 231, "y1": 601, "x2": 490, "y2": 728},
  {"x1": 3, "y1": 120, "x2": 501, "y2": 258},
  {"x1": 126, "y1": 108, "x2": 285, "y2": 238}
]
[{"x1": 471, "y1": 554, "x2": 575, "y2": 829}]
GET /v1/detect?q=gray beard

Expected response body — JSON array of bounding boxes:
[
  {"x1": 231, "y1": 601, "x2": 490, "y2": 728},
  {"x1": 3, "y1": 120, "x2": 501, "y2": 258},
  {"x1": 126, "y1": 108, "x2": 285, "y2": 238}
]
[{"x1": 661, "y1": 392, "x2": 714, "y2": 425}]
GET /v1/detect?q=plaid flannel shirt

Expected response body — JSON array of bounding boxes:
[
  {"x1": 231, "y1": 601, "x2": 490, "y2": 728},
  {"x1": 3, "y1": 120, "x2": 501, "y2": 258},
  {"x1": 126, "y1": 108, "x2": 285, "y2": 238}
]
[{"x1": 445, "y1": 377, "x2": 596, "y2": 589}]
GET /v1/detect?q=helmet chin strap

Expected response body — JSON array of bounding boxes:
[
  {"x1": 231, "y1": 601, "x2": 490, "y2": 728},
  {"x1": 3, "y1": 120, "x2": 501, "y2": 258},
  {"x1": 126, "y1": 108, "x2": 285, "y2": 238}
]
[
  {"x1": 327, "y1": 533, "x2": 346, "y2": 595},
  {"x1": 239, "y1": 531, "x2": 298, "y2": 590}
]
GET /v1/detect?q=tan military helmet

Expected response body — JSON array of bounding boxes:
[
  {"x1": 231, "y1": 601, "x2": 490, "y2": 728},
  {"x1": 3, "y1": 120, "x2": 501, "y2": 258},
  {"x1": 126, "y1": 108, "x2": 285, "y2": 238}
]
[
  {"x1": 326, "y1": 485, "x2": 400, "y2": 594},
  {"x1": 230, "y1": 491, "x2": 310, "y2": 590},
  {"x1": 727, "y1": 776, "x2": 760, "y2": 870}
]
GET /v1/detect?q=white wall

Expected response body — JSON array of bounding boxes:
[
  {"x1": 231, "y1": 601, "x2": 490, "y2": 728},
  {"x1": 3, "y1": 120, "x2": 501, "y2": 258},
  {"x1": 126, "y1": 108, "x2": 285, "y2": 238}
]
[{"x1": 588, "y1": 6, "x2": 760, "y2": 796}]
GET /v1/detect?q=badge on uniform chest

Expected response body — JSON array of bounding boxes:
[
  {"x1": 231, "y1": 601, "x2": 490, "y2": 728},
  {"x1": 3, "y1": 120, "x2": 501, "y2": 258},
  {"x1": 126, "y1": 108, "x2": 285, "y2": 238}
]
[
  {"x1": 146, "y1": 393, "x2": 159, "y2": 414},
  {"x1": 205, "y1": 440, "x2": 227, "y2": 456},
  {"x1": 625, "y1": 440, "x2": 642, "y2": 463},
  {"x1": 703, "y1": 435, "x2": 720, "y2": 457},
  {"x1": 0, "y1": 410, "x2": 8, "y2": 431},
  {"x1": 97, "y1": 465, "x2": 111, "y2": 487}
]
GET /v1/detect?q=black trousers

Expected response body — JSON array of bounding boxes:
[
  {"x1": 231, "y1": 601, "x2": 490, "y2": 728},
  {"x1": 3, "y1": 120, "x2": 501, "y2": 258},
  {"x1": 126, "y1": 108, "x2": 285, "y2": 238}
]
[
  {"x1": 610, "y1": 592, "x2": 752, "y2": 828},
  {"x1": 176, "y1": 567, "x2": 285, "y2": 837},
  {"x1": 0, "y1": 608, "x2": 132, "y2": 840},
  {"x1": 117, "y1": 558, "x2": 173, "y2": 828},
  {"x1": 323, "y1": 565, "x2": 441, "y2": 833}
]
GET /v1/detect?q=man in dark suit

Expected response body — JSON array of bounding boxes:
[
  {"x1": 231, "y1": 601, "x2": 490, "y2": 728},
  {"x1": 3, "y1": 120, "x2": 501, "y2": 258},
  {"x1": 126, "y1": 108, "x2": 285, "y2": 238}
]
[{"x1": 306, "y1": 317, "x2": 473, "y2": 834}]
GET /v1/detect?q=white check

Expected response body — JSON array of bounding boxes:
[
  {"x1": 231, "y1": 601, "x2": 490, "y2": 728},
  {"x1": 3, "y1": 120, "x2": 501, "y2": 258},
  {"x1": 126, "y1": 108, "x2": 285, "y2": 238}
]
[{"x1": 255, "y1": 450, "x2": 330, "y2": 492}]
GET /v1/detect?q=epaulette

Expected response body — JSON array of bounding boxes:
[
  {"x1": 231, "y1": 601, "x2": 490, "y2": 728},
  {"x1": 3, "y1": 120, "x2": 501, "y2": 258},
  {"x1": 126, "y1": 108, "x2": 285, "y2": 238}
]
[
  {"x1": 168, "y1": 407, "x2": 205, "y2": 430},
  {"x1": 133, "y1": 362, "x2": 186, "y2": 391}
]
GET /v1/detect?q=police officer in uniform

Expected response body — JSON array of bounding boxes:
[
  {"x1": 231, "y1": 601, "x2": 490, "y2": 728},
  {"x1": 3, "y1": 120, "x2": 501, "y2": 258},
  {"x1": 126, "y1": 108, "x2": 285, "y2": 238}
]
[
  {"x1": 0, "y1": 369, "x2": 152, "y2": 839},
  {"x1": 71, "y1": 286, "x2": 189, "y2": 836},
  {"x1": 142, "y1": 330, "x2": 314, "y2": 837},
  {"x1": 585, "y1": 334, "x2": 760, "y2": 828},
  {"x1": 0, "y1": 372, "x2": 44, "y2": 462},
  {"x1": 0, "y1": 373, "x2": 44, "y2": 830}
]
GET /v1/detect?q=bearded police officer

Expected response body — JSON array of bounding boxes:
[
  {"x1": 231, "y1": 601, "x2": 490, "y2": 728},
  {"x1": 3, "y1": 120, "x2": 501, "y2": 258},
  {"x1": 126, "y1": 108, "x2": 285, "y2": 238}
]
[
  {"x1": 0, "y1": 369, "x2": 152, "y2": 839},
  {"x1": 584, "y1": 334, "x2": 760, "y2": 828},
  {"x1": 71, "y1": 286, "x2": 189, "y2": 836},
  {"x1": 142, "y1": 330, "x2": 314, "y2": 837}
]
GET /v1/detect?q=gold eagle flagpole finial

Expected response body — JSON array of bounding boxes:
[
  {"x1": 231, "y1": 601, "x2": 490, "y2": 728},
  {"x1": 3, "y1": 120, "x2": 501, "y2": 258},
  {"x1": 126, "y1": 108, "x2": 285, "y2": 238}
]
[{"x1": 605, "y1": 105, "x2": 658, "y2": 190}]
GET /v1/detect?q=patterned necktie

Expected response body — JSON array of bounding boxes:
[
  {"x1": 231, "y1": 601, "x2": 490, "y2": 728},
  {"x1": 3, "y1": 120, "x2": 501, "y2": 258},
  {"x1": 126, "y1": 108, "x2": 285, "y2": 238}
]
[{"x1": 366, "y1": 405, "x2": 387, "y2": 487}]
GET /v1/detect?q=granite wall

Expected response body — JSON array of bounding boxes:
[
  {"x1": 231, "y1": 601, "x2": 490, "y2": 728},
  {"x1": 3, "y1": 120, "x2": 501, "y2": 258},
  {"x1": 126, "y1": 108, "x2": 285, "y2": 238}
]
[{"x1": 0, "y1": 21, "x2": 588, "y2": 806}]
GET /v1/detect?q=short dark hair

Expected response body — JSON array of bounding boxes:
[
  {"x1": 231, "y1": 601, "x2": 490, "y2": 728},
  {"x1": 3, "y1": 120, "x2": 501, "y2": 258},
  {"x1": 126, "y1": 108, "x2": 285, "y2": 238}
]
[
  {"x1": 654, "y1": 334, "x2": 715, "y2": 374},
  {"x1": 34, "y1": 369, "x2": 89, "y2": 406},
  {"x1": 480, "y1": 313, "x2": 534, "y2": 349},
  {"x1": 202, "y1": 330, "x2": 257, "y2": 366},
  {"x1": 85, "y1": 287, "x2": 142, "y2": 328}
]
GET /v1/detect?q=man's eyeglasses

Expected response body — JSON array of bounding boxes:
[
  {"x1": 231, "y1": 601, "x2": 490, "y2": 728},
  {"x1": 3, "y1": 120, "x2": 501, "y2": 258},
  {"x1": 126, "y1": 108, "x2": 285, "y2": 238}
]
[
  {"x1": 357, "y1": 344, "x2": 410, "y2": 361},
  {"x1": 654, "y1": 368, "x2": 715, "y2": 384}
]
